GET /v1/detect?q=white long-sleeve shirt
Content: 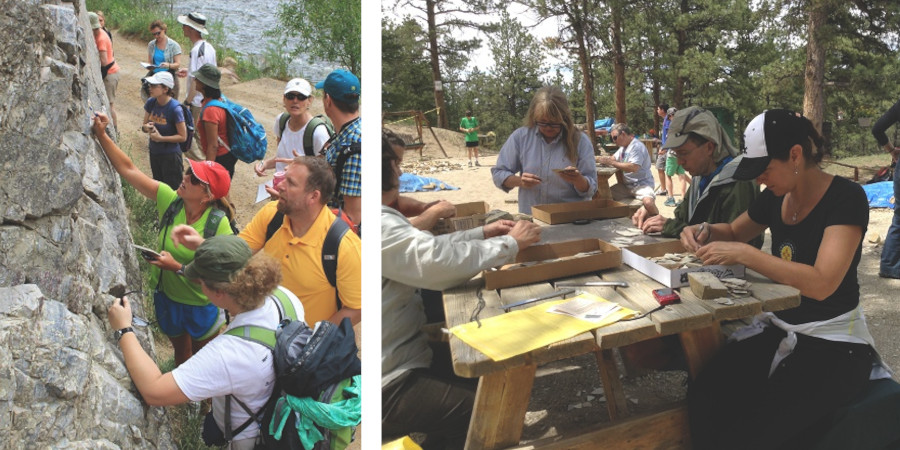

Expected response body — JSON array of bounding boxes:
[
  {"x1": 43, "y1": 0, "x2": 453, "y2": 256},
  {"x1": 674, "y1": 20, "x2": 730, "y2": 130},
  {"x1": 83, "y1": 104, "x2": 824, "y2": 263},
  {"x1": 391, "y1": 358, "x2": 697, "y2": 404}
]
[{"x1": 381, "y1": 206, "x2": 518, "y2": 386}]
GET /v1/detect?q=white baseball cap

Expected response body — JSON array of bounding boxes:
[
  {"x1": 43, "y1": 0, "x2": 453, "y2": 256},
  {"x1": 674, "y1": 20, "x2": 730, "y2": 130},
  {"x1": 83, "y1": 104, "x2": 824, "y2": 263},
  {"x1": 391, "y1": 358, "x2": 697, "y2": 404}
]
[
  {"x1": 283, "y1": 78, "x2": 312, "y2": 97},
  {"x1": 142, "y1": 71, "x2": 174, "y2": 89},
  {"x1": 735, "y1": 109, "x2": 814, "y2": 180}
]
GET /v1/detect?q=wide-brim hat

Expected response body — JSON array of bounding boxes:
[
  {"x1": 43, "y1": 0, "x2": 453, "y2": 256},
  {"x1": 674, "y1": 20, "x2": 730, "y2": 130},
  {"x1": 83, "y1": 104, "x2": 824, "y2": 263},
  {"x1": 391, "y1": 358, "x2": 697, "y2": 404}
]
[
  {"x1": 142, "y1": 71, "x2": 174, "y2": 89},
  {"x1": 192, "y1": 64, "x2": 221, "y2": 90},
  {"x1": 88, "y1": 12, "x2": 101, "y2": 30},
  {"x1": 177, "y1": 12, "x2": 209, "y2": 35},
  {"x1": 284, "y1": 78, "x2": 312, "y2": 96},
  {"x1": 183, "y1": 235, "x2": 251, "y2": 283},
  {"x1": 187, "y1": 159, "x2": 230, "y2": 200},
  {"x1": 663, "y1": 106, "x2": 720, "y2": 150},
  {"x1": 734, "y1": 109, "x2": 811, "y2": 180}
]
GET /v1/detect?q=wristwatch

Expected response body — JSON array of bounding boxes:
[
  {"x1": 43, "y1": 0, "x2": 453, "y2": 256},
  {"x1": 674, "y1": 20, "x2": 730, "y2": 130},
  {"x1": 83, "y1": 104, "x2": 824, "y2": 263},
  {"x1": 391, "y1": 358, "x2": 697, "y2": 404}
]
[
  {"x1": 114, "y1": 327, "x2": 134, "y2": 343},
  {"x1": 175, "y1": 264, "x2": 185, "y2": 276}
]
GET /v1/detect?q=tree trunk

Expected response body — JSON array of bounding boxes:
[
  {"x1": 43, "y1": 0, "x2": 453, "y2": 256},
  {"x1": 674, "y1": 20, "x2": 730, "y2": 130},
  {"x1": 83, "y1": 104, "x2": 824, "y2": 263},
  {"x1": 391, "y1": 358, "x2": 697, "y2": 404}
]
[
  {"x1": 574, "y1": 9, "x2": 597, "y2": 147},
  {"x1": 611, "y1": 3, "x2": 626, "y2": 124},
  {"x1": 802, "y1": 0, "x2": 826, "y2": 132},
  {"x1": 673, "y1": 0, "x2": 690, "y2": 108},
  {"x1": 426, "y1": 0, "x2": 449, "y2": 128}
]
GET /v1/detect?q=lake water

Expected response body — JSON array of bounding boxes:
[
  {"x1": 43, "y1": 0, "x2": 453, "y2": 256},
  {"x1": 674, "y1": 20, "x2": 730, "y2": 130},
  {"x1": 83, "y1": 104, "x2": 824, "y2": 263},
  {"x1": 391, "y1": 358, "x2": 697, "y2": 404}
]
[{"x1": 174, "y1": 0, "x2": 335, "y2": 81}]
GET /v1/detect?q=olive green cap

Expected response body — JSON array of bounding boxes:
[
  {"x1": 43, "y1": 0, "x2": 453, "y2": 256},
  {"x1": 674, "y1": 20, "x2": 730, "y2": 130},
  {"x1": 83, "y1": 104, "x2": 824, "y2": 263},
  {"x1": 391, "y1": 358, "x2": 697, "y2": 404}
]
[{"x1": 183, "y1": 235, "x2": 251, "y2": 283}]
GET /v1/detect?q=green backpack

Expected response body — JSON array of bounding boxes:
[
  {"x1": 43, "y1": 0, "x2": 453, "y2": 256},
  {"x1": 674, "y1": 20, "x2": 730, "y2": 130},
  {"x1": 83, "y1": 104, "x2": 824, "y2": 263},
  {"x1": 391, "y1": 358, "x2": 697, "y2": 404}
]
[
  {"x1": 222, "y1": 288, "x2": 359, "y2": 449},
  {"x1": 277, "y1": 113, "x2": 335, "y2": 156}
]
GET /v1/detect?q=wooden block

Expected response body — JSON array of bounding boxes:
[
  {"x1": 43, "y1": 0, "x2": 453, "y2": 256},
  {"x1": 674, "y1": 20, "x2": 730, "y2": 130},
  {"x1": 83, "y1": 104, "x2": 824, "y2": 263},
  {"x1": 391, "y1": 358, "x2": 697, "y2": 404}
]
[{"x1": 688, "y1": 272, "x2": 728, "y2": 299}]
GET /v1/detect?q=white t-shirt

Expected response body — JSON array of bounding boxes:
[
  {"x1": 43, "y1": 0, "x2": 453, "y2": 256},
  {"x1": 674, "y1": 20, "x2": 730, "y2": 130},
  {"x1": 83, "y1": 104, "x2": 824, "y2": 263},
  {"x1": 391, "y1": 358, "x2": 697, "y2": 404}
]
[
  {"x1": 187, "y1": 40, "x2": 217, "y2": 107},
  {"x1": 273, "y1": 115, "x2": 332, "y2": 172},
  {"x1": 172, "y1": 286, "x2": 304, "y2": 441}
]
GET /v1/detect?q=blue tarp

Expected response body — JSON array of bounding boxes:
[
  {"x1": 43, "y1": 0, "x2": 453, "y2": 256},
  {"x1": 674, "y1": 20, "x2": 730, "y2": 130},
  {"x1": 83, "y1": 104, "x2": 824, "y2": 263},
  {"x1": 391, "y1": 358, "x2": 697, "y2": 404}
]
[
  {"x1": 399, "y1": 172, "x2": 460, "y2": 193},
  {"x1": 594, "y1": 117, "x2": 614, "y2": 131},
  {"x1": 862, "y1": 181, "x2": 895, "y2": 209}
]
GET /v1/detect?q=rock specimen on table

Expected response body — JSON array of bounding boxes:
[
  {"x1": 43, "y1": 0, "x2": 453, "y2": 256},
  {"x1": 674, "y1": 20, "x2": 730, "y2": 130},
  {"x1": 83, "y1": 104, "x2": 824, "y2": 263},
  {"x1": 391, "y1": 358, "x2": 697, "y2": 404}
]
[{"x1": 688, "y1": 272, "x2": 729, "y2": 299}]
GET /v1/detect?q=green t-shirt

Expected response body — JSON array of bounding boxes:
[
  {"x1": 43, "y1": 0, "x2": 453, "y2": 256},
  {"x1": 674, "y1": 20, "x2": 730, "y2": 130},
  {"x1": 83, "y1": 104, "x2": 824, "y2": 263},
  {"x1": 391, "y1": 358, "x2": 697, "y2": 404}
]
[
  {"x1": 150, "y1": 184, "x2": 234, "y2": 306},
  {"x1": 460, "y1": 116, "x2": 479, "y2": 142}
]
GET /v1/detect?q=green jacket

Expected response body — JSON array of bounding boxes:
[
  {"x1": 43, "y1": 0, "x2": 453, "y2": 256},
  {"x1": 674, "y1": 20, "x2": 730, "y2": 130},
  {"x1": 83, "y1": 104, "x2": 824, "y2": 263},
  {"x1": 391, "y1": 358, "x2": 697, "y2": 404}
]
[{"x1": 662, "y1": 156, "x2": 764, "y2": 249}]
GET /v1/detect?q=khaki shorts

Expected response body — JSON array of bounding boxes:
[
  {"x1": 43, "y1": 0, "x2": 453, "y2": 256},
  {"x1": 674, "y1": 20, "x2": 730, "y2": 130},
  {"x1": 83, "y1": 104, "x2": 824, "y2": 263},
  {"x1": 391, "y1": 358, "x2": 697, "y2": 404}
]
[{"x1": 103, "y1": 71, "x2": 119, "y2": 104}]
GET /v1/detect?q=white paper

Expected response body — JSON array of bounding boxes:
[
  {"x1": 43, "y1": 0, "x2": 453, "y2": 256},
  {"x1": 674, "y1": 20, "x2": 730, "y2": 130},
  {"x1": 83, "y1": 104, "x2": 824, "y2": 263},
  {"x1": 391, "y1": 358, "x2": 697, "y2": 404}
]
[
  {"x1": 140, "y1": 62, "x2": 157, "y2": 70},
  {"x1": 255, "y1": 181, "x2": 274, "y2": 203},
  {"x1": 547, "y1": 296, "x2": 622, "y2": 323}
]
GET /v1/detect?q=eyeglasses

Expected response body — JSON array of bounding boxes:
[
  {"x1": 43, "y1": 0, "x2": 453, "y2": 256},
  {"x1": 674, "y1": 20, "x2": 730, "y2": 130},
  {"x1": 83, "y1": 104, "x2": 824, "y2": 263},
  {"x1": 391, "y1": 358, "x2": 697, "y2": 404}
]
[
  {"x1": 535, "y1": 121, "x2": 563, "y2": 130},
  {"x1": 186, "y1": 169, "x2": 207, "y2": 186},
  {"x1": 611, "y1": 134, "x2": 619, "y2": 141},
  {"x1": 152, "y1": 31, "x2": 161, "y2": 36},
  {"x1": 284, "y1": 92, "x2": 309, "y2": 101},
  {"x1": 672, "y1": 143, "x2": 701, "y2": 159},
  {"x1": 674, "y1": 107, "x2": 706, "y2": 138}
]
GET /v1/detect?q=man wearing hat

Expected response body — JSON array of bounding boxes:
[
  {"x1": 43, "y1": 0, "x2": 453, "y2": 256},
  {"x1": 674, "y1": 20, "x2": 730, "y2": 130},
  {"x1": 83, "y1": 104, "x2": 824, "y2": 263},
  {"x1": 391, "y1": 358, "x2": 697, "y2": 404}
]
[
  {"x1": 317, "y1": 69, "x2": 362, "y2": 228},
  {"x1": 176, "y1": 12, "x2": 217, "y2": 162},
  {"x1": 633, "y1": 106, "x2": 762, "y2": 248},
  {"x1": 89, "y1": 11, "x2": 120, "y2": 130}
]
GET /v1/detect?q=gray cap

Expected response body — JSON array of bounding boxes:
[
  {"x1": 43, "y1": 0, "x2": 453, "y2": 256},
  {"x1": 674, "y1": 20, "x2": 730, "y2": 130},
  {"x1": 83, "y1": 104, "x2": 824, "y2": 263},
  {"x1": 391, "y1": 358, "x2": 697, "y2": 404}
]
[{"x1": 663, "y1": 106, "x2": 739, "y2": 161}]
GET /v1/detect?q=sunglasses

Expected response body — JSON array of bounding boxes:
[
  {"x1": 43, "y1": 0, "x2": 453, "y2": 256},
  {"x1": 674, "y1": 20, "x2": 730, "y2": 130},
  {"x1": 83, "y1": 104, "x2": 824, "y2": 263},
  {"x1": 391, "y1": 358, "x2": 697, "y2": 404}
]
[
  {"x1": 535, "y1": 121, "x2": 563, "y2": 130},
  {"x1": 611, "y1": 134, "x2": 619, "y2": 141},
  {"x1": 186, "y1": 169, "x2": 207, "y2": 186},
  {"x1": 284, "y1": 92, "x2": 309, "y2": 101}
]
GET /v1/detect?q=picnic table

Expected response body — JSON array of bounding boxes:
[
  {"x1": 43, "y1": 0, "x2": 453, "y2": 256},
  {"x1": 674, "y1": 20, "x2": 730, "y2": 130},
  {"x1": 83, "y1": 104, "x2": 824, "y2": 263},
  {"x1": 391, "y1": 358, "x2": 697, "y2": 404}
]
[{"x1": 442, "y1": 219, "x2": 801, "y2": 449}]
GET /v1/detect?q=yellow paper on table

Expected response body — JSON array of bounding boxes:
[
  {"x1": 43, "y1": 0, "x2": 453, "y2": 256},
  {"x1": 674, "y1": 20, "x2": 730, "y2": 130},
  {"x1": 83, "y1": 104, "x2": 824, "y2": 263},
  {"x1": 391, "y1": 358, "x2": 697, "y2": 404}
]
[
  {"x1": 450, "y1": 292, "x2": 636, "y2": 361},
  {"x1": 382, "y1": 436, "x2": 423, "y2": 450}
]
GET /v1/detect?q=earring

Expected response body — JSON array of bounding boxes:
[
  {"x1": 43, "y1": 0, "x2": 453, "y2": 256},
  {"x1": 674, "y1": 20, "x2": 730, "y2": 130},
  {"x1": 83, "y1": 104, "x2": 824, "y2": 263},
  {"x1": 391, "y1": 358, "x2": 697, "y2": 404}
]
[{"x1": 794, "y1": 167, "x2": 799, "y2": 175}]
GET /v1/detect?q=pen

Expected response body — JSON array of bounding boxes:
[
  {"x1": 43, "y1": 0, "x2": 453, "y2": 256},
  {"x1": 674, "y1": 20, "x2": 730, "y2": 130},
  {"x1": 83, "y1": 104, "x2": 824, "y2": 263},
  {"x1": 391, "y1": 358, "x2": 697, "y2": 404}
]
[{"x1": 695, "y1": 222, "x2": 707, "y2": 243}]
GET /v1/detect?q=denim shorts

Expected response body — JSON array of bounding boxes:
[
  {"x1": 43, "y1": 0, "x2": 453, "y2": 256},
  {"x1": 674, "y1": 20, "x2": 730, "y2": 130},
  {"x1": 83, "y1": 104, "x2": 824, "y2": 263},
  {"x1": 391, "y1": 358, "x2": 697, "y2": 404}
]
[{"x1": 154, "y1": 290, "x2": 224, "y2": 340}]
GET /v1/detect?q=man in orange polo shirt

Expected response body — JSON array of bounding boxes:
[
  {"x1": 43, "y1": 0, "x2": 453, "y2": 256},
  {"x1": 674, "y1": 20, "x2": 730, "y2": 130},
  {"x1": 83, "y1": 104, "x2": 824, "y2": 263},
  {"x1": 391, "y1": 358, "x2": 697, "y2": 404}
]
[{"x1": 173, "y1": 156, "x2": 361, "y2": 325}]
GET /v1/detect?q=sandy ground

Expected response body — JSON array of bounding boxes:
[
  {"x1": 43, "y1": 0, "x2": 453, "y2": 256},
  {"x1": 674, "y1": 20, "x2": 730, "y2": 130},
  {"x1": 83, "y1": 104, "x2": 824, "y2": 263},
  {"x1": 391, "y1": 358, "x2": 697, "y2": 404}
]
[
  {"x1": 109, "y1": 32, "x2": 362, "y2": 448},
  {"x1": 387, "y1": 122, "x2": 900, "y2": 443}
]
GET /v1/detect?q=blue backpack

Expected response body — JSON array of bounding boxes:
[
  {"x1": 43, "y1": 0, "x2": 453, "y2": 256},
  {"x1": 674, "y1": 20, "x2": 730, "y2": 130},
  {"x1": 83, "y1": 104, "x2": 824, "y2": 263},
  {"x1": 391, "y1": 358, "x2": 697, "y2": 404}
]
[{"x1": 201, "y1": 96, "x2": 268, "y2": 163}]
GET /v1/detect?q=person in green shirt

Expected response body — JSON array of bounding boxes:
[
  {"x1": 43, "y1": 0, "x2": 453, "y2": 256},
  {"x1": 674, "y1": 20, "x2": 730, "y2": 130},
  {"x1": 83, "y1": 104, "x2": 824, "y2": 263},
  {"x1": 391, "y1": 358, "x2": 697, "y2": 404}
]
[
  {"x1": 459, "y1": 110, "x2": 480, "y2": 166},
  {"x1": 92, "y1": 112, "x2": 236, "y2": 366}
]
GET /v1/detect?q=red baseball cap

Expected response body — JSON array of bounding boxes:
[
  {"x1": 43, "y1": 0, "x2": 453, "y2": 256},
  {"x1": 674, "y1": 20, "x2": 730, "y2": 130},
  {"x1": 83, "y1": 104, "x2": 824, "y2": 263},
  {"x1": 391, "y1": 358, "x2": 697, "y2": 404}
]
[{"x1": 187, "y1": 159, "x2": 231, "y2": 199}]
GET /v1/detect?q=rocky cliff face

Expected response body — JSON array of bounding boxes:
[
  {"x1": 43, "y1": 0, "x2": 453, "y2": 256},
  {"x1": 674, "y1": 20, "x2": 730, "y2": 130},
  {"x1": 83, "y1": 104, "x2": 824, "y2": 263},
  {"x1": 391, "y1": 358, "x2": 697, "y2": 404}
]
[{"x1": 0, "y1": 1, "x2": 173, "y2": 447}]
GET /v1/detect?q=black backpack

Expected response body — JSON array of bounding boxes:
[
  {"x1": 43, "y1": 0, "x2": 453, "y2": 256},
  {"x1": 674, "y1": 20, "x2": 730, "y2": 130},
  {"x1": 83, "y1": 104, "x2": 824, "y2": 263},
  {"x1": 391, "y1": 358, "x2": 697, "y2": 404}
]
[{"x1": 221, "y1": 290, "x2": 361, "y2": 449}]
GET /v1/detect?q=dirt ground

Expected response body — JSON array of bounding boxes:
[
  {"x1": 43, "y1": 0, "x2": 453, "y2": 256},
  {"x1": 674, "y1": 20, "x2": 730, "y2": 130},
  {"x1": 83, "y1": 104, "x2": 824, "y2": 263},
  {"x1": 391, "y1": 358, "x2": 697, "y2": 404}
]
[
  {"x1": 108, "y1": 32, "x2": 362, "y2": 448},
  {"x1": 386, "y1": 122, "x2": 900, "y2": 443}
]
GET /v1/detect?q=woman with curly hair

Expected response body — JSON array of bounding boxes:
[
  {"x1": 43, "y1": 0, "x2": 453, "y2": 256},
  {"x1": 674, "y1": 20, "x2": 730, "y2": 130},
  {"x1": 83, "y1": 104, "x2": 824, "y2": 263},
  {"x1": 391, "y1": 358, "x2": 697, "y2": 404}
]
[{"x1": 108, "y1": 235, "x2": 305, "y2": 449}]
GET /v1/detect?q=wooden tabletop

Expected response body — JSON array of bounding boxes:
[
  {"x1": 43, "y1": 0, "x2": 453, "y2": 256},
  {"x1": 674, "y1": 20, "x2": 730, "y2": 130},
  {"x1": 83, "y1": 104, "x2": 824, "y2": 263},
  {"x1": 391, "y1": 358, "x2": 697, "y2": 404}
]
[{"x1": 443, "y1": 219, "x2": 801, "y2": 379}]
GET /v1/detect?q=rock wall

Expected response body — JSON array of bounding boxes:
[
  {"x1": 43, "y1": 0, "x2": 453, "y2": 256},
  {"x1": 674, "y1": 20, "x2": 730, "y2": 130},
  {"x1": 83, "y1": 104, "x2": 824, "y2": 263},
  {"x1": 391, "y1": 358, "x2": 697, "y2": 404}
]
[{"x1": 0, "y1": 1, "x2": 173, "y2": 448}]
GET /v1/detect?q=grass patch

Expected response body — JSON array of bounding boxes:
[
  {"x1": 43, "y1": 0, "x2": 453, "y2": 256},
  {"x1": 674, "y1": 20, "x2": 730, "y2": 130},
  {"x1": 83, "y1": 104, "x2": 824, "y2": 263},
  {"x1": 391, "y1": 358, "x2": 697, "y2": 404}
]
[{"x1": 85, "y1": 0, "x2": 290, "y2": 81}]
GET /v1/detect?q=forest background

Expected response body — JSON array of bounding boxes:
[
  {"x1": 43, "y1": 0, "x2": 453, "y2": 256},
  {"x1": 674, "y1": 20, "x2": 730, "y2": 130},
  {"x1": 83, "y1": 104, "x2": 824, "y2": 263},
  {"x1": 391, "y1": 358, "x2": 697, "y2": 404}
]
[{"x1": 383, "y1": 0, "x2": 900, "y2": 157}]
